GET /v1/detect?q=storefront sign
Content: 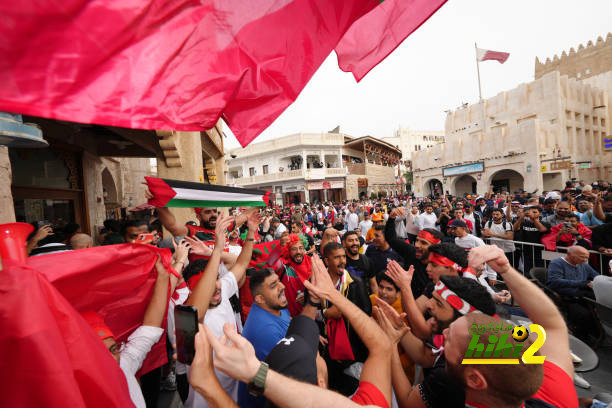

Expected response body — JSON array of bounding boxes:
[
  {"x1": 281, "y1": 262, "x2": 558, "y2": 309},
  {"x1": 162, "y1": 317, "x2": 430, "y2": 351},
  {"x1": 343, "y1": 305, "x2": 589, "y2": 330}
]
[
  {"x1": 540, "y1": 165, "x2": 547, "y2": 172},
  {"x1": 357, "y1": 178, "x2": 368, "y2": 188},
  {"x1": 307, "y1": 180, "x2": 344, "y2": 190},
  {"x1": 550, "y1": 161, "x2": 571, "y2": 171},
  {"x1": 442, "y1": 162, "x2": 484, "y2": 177},
  {"x1": 283, "y1": 184, "x2": 302, "y2": 192},
  {"x1": 577, "y1": 162, "x2": 592, "y2": 169}
]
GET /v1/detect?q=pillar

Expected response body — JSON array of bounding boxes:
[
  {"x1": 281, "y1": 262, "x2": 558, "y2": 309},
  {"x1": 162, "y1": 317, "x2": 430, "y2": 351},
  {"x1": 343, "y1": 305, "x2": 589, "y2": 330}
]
[
  {"x1": 156, "y1": 131, "x2": 204, "y2": 227},
  {"x1": 0, "y1": 147, "x2": 15, "y2": 223}
]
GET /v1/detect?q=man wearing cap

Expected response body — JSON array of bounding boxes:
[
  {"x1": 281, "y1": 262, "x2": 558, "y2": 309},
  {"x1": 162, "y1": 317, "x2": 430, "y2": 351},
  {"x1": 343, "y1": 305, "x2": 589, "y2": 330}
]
[
  {"x1": 82, "y1": 255, "x2": 175, "y2": 408},
  {"x1": 366, "y1": 213, "x2": 384, "y2": 243},
  {"x1": 386, "y1": 206, "x2": 445, "y2": 298}
]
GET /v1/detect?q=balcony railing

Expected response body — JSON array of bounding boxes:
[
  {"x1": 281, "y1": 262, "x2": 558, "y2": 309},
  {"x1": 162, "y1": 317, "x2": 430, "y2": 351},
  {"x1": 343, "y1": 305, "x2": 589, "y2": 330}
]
[
  {"x1": 346, "y1": 163, "x2": 365, "y2": 175},
  {"x1": 230, "y1": 167, "x2": 347, "y2": 185}
]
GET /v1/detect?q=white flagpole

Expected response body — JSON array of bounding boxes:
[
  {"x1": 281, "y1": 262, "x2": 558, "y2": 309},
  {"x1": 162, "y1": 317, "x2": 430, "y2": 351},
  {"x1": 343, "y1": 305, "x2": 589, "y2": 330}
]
[{"x1": 475, "y1": 42, "x2": 483, "y2": 101}]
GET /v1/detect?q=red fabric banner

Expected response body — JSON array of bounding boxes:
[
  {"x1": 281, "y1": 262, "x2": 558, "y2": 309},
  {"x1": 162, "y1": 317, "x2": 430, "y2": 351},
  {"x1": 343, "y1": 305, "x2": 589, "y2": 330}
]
[
  {"x1": 0, "y1": 262, "x2": 134, "y2": 407},
  {"x1": 0, "y1": 0, "x2": 378, "y2": 147},
  {"x1": 336, "y1": 0, "x2": 447, "y2": 81},
  {"x1": 28, "y1": 244, "x2": 172, "y2": 376}
]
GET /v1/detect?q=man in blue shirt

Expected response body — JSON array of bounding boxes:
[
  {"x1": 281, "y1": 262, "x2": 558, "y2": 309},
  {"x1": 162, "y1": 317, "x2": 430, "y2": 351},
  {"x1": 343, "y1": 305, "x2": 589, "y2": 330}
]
[
  {"x1": 547, "y1": 246, "x2": 598, "y2": 342},
  {"x1": 238, "y1": 267, "x2": 291, "y2": 407}
]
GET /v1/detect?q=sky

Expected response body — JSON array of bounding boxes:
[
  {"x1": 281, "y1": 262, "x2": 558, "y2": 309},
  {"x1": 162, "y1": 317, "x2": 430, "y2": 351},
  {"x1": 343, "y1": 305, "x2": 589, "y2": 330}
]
[{"x1": 223, "y1": 0, "x2": 612, "y2": 150}]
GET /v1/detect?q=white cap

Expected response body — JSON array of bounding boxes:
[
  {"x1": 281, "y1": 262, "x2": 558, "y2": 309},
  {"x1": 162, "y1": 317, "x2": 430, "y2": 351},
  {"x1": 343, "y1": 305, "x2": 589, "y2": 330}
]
[{"x1": 545, "y1": 191, "x2": 561, "y2": 200}]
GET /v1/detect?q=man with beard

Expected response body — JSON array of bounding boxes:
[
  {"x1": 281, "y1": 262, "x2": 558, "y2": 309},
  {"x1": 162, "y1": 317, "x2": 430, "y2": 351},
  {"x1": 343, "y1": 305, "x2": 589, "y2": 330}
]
[
  {"x1": 342, "y1": 230, "x2": 377, "y2": 294},
  {"x1": 321, "y1": 242, "x2": 372, "y2": 397},
  {"x1": 385, "y1": 243, "x2": 469, "y2": 341},
  {"x1": 375, "y1": 275, "x2": 495, "y2": 408},
  {"x1": 442, "y1": 245, "x2": 577, "y2": 408},
  {"x1": 274, "y1": 233, "x2": 312, "y2": 317},
  {"x1": 542, "y1": 200, "x2": 572, "y2": 227},
  {"x1": 238, "y1": 267, "x2": 290, "y2": 408},
  {"x1": 385, "y1": 206, "x2": 444, "y2": 298},
  {"x1": 182, "y1": 212, "x2": 257, "y2": 408}
]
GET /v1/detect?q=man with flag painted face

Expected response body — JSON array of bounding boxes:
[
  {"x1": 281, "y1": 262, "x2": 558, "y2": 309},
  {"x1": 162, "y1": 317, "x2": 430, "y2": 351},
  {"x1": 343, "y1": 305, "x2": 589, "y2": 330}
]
[{"x1": 385, "y1": 206, "x2": 444, "y2": 297}]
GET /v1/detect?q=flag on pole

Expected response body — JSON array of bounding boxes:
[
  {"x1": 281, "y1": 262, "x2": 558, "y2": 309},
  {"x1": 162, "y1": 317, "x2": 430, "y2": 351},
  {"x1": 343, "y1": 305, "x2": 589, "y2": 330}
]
[
  {"x1": 476, "y1": 48, "x2": 510, "y2": 64},
  {"x1": 0, "y1": 1, "x2": 380, "y2": 148},
  {"x1": 336, "y1": 0, "x2": 447, "y2": 81},
  {"x1": 146, "y1": 177, "x2": 270, "y2": 208}
]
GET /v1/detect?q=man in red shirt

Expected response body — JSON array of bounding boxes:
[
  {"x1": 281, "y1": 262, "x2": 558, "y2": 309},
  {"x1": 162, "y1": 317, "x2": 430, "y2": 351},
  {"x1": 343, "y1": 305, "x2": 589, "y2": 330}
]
[
  {"x1": 443, "y1": 245, "x2": 577, "y2": 408},
  {"x1": 273, "y1": 233, "x2": 312, "y2": 317}
]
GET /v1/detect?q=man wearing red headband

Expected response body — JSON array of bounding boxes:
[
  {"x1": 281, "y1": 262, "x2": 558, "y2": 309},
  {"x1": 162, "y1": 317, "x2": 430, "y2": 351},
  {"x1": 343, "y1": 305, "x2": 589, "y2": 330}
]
[
  {"x1": 376, "y1": 274, "x2": 495, "y2": 408},
  {"x1": 272, "y1": 233, "x2": 312, "y2": 317},
  {"x1": 386, "y1": 206, "x2": 444, "y2": 297}
]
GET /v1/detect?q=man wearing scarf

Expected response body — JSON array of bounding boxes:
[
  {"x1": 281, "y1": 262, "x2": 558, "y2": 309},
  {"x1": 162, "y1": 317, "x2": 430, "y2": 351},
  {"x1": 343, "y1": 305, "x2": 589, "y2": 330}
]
[{"x1": 274, "y1": 233, "x2": 312, "y2": 317}]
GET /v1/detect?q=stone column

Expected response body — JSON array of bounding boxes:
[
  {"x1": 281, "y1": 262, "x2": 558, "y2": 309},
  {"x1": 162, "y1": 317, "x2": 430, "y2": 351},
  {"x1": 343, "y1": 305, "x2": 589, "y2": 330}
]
[
  {"x1": 0, "y1": 147, "x2": 15, "y2": 223},
  {"x1": 156, "y1": 131, "x2": 204, "y2": 227}
]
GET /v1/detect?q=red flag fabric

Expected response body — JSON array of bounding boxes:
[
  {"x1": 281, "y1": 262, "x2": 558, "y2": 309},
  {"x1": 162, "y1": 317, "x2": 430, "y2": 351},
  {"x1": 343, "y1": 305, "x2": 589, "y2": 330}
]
[
  {"x1": 28, "y1": 244, "x2": 172, "y2": 376},
  {"x1": 0, "y1": 0, "x2": 378, "y2": 147},
  {"x1": 239, "y1": 240, "x2": 281, "y2": 322},
  {"x1": 0, "y1": 262, "x2": 134, "y2": 407},
  {"x1": 336, "y1": 0, "x2": 447, "y2": 81},
  {"x1": 476, "y1": 48, "x2": 510, "y2": 64}
]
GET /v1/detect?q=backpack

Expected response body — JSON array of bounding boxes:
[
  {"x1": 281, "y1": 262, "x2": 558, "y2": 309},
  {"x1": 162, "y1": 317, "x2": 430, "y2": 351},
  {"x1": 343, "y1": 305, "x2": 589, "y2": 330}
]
[{"x1": 485, "y1": 220, "x2": 511, "y2": 232}]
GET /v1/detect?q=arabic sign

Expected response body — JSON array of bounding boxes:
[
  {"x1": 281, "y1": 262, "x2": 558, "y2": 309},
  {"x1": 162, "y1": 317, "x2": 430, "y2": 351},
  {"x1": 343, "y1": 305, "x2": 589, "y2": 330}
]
[{"x1": 442, "y1": 162, "x2": 484, "y2": 177}]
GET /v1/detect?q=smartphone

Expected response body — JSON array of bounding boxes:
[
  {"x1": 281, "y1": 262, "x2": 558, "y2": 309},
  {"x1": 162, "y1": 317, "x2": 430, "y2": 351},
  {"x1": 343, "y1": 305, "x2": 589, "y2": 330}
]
[
  {"x1": 563, "y1": 222, "x2": 571, "y2": 229},
  {"x1": 174, "y1": 305, "x2": 199, "y2": 365},
  {"x1": 136, "y1": 233, "x2": 155, "y2": 242}
]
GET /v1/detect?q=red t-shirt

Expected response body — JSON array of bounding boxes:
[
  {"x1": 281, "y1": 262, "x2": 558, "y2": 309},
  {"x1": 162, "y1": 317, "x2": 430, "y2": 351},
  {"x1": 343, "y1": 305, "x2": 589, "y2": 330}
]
[
  {"x1": 350, "y1": 381, "x2": 388, "y2": 408},
  {"x1": 186, "y1": 225, "x2": 229, "y2": 262}
]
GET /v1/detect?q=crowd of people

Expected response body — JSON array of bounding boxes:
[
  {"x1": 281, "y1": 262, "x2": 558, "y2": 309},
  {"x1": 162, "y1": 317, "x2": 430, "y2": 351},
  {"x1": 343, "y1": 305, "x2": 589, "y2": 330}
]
[{"x1": 21, "y1": 178, "x2": 612, "y2": 408}]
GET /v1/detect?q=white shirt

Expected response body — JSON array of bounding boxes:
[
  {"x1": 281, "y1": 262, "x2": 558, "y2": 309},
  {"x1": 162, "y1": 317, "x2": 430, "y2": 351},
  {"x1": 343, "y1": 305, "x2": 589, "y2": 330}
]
[
  {"x1": 185, "y1": 272, "x2": 239, "y2": 408},
  {"x1": 347, "y1": 213, "x2": 359, "y2": 231},
  {"x1": 273, "y1": 223, "x2": 287, "y2": 240},
  {"x1": 594, "y1": 275, "x2": 612, "y2": 308},
  {"x1": 394, "y1": 215, "x2": 407, "y2": 238},
  {"x1": 120, "y1": 326, "x2": 164, "y2": 408},
  {"x1": 359, "y1": 220, "x2": 373, "y2": 236},
  {"x1": 464, "y1": 213, "x2": 476, "y2": 231},
  {"x1": 485, "y1": 220, "x2": 515, "y2": 253},
  {"x1": 463, "y1": 272, "x2": 497, "y2": 297},
  {"x1": 416, "y1": 212, "x2": 437, "y2": 230},
  {"x1": 228, "y1": 244, "x2": 243, "y2": 256}
]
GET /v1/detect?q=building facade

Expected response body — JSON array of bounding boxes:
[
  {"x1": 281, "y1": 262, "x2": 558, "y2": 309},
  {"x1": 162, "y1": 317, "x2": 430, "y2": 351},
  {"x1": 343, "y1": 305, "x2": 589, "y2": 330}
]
[
  {"x1": 1, "y1": 116, "x2": 226, "y2": 242},
  {"x1": 412, "y1": 35, "x2": 612, "y2": 197},
  {"x1": 226, "y1": 132, "x2": 402, "y2": 205}
]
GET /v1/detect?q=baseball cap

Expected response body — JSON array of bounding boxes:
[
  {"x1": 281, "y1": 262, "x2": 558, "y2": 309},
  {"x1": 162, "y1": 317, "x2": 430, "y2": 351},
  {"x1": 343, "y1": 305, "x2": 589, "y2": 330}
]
[
  {"x1": 372, "y1": 213, "x2": 383, "y2": 222},
  {"x1": 265, "y1": 315, "x2": 319, "y2": 385},
  {"x1": 448, "y1": 219, "x2": 467, "y2": 229},
  {"x1": 545, "y1": 191, "x2": 561, "y2": 200}
]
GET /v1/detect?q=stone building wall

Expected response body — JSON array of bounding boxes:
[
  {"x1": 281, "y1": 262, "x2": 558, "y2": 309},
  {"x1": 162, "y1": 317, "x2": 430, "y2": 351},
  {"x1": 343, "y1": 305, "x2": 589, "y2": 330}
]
[
  {"x1": 0, "y1": 147, "x2": 15, "y2": 223},
  {"x1": 535, "y1": 33, "x2": 612, "y2": 81}
]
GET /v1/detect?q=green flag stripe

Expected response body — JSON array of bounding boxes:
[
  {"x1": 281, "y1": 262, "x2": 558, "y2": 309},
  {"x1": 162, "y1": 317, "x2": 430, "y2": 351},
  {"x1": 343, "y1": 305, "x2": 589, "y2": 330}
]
[{"x1": 165, "y1": 198, "x2": 266, "y2": 208}]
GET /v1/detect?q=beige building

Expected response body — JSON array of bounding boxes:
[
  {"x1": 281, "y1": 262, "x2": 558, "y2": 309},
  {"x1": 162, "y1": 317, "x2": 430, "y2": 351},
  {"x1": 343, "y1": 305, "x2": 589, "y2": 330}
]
[
  {"x1": 413, "y1": 34, "x2": 612, "y2": 197},
  {"x1": 382, "y1": 127, "x2": 444, "y2": 162},
  {"x1": 226, "y1": 130, "x2": 402, "y2": 204},
  {"x1": 1, "y1": 116, "x2": 226, "y2": 241}
]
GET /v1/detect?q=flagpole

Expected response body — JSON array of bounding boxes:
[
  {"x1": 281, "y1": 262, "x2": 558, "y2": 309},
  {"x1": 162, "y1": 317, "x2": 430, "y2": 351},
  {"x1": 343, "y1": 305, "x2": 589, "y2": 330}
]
[{"x1": 475, "y1": 42, "x2": 483, "y2": 101}]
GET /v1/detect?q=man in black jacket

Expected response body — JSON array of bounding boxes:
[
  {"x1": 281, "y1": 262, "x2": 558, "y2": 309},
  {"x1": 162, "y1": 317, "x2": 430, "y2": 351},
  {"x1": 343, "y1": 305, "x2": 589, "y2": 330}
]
[
  {"x1": 321, "y1": 242, "x2": 371, "y2": 397},
  {"x1": 385, "y1": 207, "x2": 444, "y2": 298}
]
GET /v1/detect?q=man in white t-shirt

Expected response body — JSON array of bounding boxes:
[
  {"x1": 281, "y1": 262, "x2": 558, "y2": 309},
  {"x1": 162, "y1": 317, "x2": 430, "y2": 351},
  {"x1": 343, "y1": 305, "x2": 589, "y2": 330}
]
[
  {"x1": 358, "y1": 212, "x2": 373, "y2": 237},
  {"x1": 448, "y1": 219, "x2": 497, "y2": 284},
  {"x1": 182, "y1": 212, "x2": 257, "y2": 408},
  {"x1": 482, "y1": 208, "x2": 516, "y2": 266},
  {"x1": 415, "y1": 203, "x2": 437, "y2": 231},
  {"x1": 346, "y1": 206, "x2": 359, "y2": 231}
]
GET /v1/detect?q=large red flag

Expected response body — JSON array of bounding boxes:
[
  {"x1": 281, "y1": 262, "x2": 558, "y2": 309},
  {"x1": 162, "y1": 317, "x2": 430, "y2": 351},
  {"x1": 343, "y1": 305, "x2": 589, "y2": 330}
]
[
  {"x1": 0, "y1": 262, "x2": 135, "y2": 407},
  {"x1": 0, "y1": 0, "x2": 378, "y2": 147},
  {"x1": 336, "y1": 0, "x2": 447, "y2": 81},
  {"x1": 28, "y1": 244, "x2": 172, "y2": 376}
]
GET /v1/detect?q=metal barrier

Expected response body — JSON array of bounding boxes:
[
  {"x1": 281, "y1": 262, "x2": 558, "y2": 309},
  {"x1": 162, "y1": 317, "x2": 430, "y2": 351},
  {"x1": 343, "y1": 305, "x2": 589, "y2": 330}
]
[{"x1": 482, "y1": 238, "x2": 610, "y2": 276}]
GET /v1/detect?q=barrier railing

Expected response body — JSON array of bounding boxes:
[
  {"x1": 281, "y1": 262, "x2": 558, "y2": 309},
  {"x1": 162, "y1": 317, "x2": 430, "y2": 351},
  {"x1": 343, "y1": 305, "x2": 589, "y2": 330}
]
[{"x1": 482, "y1": 238, "x2": 609, "y2": 276}]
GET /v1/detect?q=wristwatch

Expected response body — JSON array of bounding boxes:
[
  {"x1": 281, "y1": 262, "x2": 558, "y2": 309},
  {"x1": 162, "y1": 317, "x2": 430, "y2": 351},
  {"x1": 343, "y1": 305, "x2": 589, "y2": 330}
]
[{"x1": 247, "y1": 362, "x2": 269, "y2": 396}]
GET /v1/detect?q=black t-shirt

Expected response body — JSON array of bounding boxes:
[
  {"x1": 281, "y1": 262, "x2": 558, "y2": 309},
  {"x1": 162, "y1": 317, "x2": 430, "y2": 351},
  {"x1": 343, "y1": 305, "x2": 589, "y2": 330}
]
[
  {"x1": 365, "y1": 245, "x2": 404, "y2": 277},
  {"x1": 519, "y1": 220, "x2": 550, "y2": 244},
  {"x1": 418, "y1": 354, "x2": 465, "y2": 408},
  {"x1": 346, "y1": 254, "x2": 375, "y2": 283}
]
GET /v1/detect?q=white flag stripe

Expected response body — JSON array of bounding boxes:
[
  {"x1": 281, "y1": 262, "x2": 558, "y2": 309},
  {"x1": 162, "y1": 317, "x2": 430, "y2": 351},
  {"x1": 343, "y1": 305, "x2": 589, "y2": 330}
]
[
  {"x1": 476, "y1": 47, "x2": 487, "y2": 61},
  {"x1": 173, "y1": 187, "x2": 264, "y2": 202}
]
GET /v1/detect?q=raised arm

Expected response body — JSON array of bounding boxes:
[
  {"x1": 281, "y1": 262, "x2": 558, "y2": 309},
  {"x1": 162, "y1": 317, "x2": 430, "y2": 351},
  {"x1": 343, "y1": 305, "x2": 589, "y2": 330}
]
[
  {"x1": 185, "y1": 214, "x2": 234, "y2": 321},
  {"x1": 142, "y1": 256, "x2": 171, "y2": 327},
  {"x1": 386, "y1": 261, "x2": 431, "y2": 340},
  {"x1": 305, "y1": 255, "x2": 392, "y2": 406},
  {"x1": 385, "y1": 208, "x2": 412, "y2": 255},
  {"x1": 229, "y1": 210, "x2": 260, "y2": 286},
  {"x1": 468, "y1": 245, "x2": 573, "y2": 377},
  {"x1": 145, "y1": 186, "x2": 189, "y2": 237}
]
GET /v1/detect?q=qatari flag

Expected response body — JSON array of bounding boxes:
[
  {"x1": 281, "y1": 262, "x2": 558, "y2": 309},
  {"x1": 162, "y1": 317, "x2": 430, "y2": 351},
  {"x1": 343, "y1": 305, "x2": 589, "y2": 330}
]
[{"x1": 476, "y1": 47, "x2": 510, "y2": 64}]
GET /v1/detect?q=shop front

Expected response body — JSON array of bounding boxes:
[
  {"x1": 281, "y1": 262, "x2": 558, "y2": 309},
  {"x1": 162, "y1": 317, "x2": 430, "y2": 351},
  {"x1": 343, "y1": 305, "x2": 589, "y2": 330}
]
[
  {"x1": 283, "y1": 183, "x2": 306, "y2": 205},
  {"x1": 307, "y1": 180, "x2": 345, "y2": 203}
]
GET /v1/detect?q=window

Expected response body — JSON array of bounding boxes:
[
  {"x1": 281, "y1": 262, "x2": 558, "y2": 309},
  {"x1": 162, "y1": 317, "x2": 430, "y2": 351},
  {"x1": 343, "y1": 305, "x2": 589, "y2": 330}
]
[
  {"x1": 262, "y1": 165, "x2": 268, "y2": 175},
  {"x1": 249, "y1": 167, "x2": 255, "y2": 176}
]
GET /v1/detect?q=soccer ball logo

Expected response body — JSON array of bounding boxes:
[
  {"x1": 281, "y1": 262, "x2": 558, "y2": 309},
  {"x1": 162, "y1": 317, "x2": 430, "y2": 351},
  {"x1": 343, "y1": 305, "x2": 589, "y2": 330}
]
[{"x1": 511, "y1": 325, "x2": 529, "y2": 342}]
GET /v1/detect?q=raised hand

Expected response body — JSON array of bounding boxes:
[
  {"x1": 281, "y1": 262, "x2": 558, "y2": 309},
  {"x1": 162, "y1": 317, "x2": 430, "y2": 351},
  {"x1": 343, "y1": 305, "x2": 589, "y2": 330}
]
[
  {"x1": 172, "y1": 238, "x2": 190, "y2": 264},
  {"x1": 184, "y1": 235, "x2": 213, "y2": 257},
  {"x1": 303, "y1": 254, "x2": 336, "y2": 302},
  {"x1": 189, "y1": 324, "x2": 216, "y2": 392},
  {"x1": 373, "y1": 303, "x2": 410, "y2": 345},
  {"x1": 468, "y1": 245, "x2": 510, "y2": 275},
  {"x1": 385, "y1": 261, "x2": 413, "y2": 290},
  {"x1": 214, "y1": 213, "x2": 234, "y2": 249},
  {"x1": 246, "y1": 209, "x2": 262, "y2": 231}
]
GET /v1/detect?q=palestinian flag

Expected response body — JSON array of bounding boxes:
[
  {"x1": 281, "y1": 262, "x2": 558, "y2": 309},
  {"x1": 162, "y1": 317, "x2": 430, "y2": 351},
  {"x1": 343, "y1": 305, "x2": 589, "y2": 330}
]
[{"x1": 146, "y1": 177, "x2": 270, "y2": 208}]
